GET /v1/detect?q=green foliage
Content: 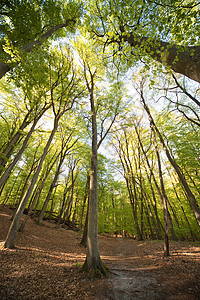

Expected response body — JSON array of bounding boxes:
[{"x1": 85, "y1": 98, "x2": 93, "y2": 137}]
[{"x1": 0, "y1": 0, "x2": 199, "y2": 245}]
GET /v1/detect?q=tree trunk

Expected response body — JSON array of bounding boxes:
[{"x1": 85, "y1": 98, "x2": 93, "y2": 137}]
[
  {"x1": 80, "y1": 201, "x2": 89, "y2": 247},
  {"x1": 168, "y1": 169, "x2": 197, "y2": 242},
  {"x1": 0, "y1": 116, "x2": 40, "y2": 189},
  {"x1": 0, "y1": 110, "x2": 32, "y2": 174},
  {"x1": 18, "y1": 189, "x2": 38, "y2": 233},
  {"x1": 140, "y1": 92, "x2": 200, "y2": 226},
  {"x1": 0, "y1": 21, "x2": 76, "y2": 79},
  {"x1": 4, "y1": 118, "x2": 59, "y2": 249},
  {"x1": 1, "y1": 171, "x2": 20, "y2": 205},
  {"x1": 152, "y1": 131, "x2": 170, "y2": 256},
  {"x1": 82, "y1": 71, "x2": 107, "y2": 279},
  {"x1": 116, "y1": 144, "x2": 141, "y2": 239},
  {"x1": 38, "y1": 155, "x2": 64, "y2": 225},
  {"x1": 122, "y1": 33, "x2": 200, "y2": 83},
  {"x1": 58, "y1": 176, "x2": 71, "y2": 222},
  {"x1": 144, "y1": 168, "x2": 163, "y2": 239},
  {"x1": 80, "y1": 174, "x2": 90, "y2": 227}
]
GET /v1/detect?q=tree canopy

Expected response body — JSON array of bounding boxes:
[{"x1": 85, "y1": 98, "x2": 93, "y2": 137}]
[{"x1": 0, "y1": 0, "x2": 200, "y2": 278}]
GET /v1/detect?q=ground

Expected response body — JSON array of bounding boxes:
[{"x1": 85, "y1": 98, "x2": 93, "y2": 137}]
[{"x1": 0, "y1": 206, "x2": 199, "y2": 300}]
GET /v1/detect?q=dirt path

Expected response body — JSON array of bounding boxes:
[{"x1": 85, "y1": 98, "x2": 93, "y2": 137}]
[
  {"x1": 103, "y1": 238, "x2": 165, "y2": 299},
  {"x1": 0, "y1": 206, "x2": 200, "y2": 299},
  {"x1": 97, "y1": 236, "x2": 200, "y2": 299}
]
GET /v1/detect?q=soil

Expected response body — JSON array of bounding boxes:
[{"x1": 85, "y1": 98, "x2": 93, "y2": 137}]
[{"x1": 0, "y1": 206, "x2": 200, "y2": 300}]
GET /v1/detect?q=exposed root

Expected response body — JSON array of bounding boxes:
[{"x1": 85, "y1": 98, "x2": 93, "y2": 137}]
[{"x1": 80, "y1": 258, "x2": 108, "y2": 279}]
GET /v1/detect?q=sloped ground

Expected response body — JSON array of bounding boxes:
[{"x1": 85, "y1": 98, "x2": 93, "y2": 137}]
[{"x1": 0, "y1": 205, "x2": 199, "y2": 300}]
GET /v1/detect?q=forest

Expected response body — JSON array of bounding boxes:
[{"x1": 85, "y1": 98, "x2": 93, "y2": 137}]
[{"x1": 0, "y1": 0, "x2": 200, "y2": 284}]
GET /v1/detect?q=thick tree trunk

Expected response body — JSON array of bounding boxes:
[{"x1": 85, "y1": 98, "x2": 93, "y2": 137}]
[
  {"x1": 4, "y1": 118, "x2": 59, "y2": 248},
  {"x1": 122, "y1": 33, "x2": 200, "y2": 83}
]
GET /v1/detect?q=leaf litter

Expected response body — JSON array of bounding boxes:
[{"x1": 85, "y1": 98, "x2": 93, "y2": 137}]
[{"x1": 0, "y1": 206, "x2": 199, "y2": 300}]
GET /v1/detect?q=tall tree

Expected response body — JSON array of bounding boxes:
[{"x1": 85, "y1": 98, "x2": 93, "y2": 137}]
[
  {"x1": 4, "y1": 47, "x2": 83, "y2": 248},
  {"x1": 138, "y1": 82, "x2": 200, "y2": 226},
  {"x1": 75, "y1": 38, "x2": 123, "y2": 278},
  {"x1": 86, "y1": 0, "x2": 200, "y2": 83},
  {"x1": 0, "y1": 0, "x2": 82, "y2": 78},
  {"x1": 37, "y1": 131, "x2": 78, "y2": 225}
]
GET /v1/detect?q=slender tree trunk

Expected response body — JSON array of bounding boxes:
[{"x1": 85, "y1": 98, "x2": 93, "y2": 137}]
[
  {"x1": 143, "y1": 197, "x2": 156, "y2": 239},
  {"x1": 140, "y1": 92, "x2": 200, "y2": 226},
  {"x1": 0, "y1": 20, "x2": 76, "y2": 79},
  {"x1": 152, "y1": 130, "x2": 170, "y2": 256},
  {"x1": 143, "y1": 191, "x2": 158, "y2": 240},
  {"x1": 82, "y1": 71, "x2": 107, "y2": 278},
  {"x1": 4, "y1": 118, "x2": 59, "y2": 248},
  {"x1": 18, "y1": 190, "x2": 38, "y2": 232},
  {"x1": 168, "y1": 169, "x2": 197, "y2": 242},
  {"x1": 58, "y1": 176, "x2": 71, "y2": 221},
  {"x1": 72, "y1": 193, "x2": 79, "y2": 223},
  {"x1": 65, "y1": 170, "x2": 75, "y2": 222},
  {"x1": 182, "y1": 167, "x2": 200, "y2": 196},
  {"x1": 80, "y1": 201, "x2": 89, "y2": 247},
  {"x1": 10, "y1": 145, "x2": 40, "y2": 221},
  {"x1": 0, "y1": 110, "x2": 32, "y2": 174},
  {"x1": 61, "y1": 169, "x2": 79, "y2": 223},
  {"x1": 144, "y1": 168, "x2": 163, "y2": 239},
  {"x1": 80, "y1": 174, "x2": 90, "y2": 227},
  {"x1": 1, "y1": 172, "x2": 20, "y2": 205},
  {"x1": 0, "y1": 117, "x2": 40, "y2": 189},
  {"x1": 118, "y1": 137, "x2": 143, "y2": 240},
  {"x1": 38, "y1": 156, "x2": 64, "y2": 225}
]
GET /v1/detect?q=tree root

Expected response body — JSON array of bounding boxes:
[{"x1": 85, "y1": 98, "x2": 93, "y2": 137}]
[{"x1": 80, "y1": 258, "x2": 108, "y2": 279}]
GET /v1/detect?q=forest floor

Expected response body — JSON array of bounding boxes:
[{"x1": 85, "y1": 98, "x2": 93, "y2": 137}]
[{"x1": 0, "y1": 206, "x2": 200, "y2": 300}]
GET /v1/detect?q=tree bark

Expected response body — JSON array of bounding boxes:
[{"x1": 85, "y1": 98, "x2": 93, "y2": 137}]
[
  {"x1": 152, "y1": 129, "x2": 170, "y2": 256},
  {"x1": 122, "y1": 33, "x2": 200, "y2": 83},
  {"x1": 82, "y1": 68, "x2": 107, "y2": 278},
  {"x1": 4, "y1": 118, "x2": 59, "y2": 248},
  {"x1": 80, "y1": 174, "x2": 90, "y2": 227}
]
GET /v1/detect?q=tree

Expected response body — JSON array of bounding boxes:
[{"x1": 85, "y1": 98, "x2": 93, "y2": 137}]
[
  {"x1": 86, "y1": 0, "x2": 200, "y2": 83},
  {"x1": 138, "y1": 81, "x2": 200, "y2": 226},
  {"x1": 37, "y1": 130, "x2": 78, "y2": 225},
  {"x1": 18, "y1": 148, "x2": 61, "y2": 232},
  {"x1": 0, "y1": 0, "x2": 82, "y2": 78},
  {"x1": 4, "y1": 47, "x2": 83, "y2": 248},
  {"x1": 74, "y1": 38, "x2": 123, "y2": 278}
]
